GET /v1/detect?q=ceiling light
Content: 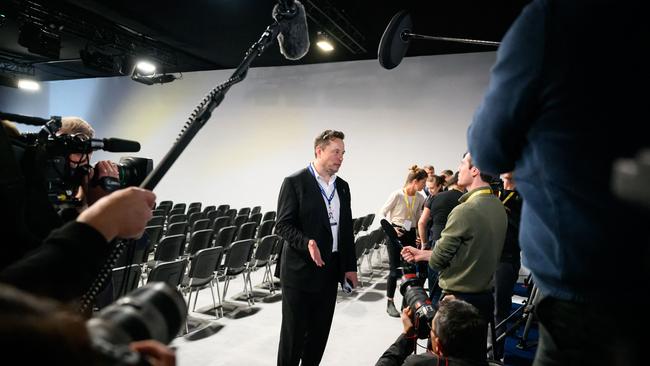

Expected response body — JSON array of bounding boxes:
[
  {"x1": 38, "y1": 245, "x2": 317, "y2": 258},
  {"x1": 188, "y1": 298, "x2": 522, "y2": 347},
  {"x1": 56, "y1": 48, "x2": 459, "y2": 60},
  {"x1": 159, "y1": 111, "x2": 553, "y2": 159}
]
[
  {"x1": 17, "y1": 79, "x2": 40, "y2": 91},
  {"x1": 135, "y1": 61, "x2": 156, "y2": 75},
  {"x1": 316, "y1": 32, "x2": 334, "y2": 52}
]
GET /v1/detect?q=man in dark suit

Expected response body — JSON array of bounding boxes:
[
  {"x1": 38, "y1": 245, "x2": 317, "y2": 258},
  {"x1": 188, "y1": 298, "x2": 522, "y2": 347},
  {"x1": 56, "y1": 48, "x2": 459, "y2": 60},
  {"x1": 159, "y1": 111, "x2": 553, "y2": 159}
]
[{"x1": 275, "y1": 129, "x2": 358, "y2": 366}]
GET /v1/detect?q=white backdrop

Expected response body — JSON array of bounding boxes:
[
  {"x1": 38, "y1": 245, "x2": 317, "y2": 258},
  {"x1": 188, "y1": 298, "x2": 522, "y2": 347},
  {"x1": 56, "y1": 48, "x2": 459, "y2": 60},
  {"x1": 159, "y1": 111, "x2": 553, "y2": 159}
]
[{"x1": 1, "y1": 52, "x2": 496, "y2": 223}]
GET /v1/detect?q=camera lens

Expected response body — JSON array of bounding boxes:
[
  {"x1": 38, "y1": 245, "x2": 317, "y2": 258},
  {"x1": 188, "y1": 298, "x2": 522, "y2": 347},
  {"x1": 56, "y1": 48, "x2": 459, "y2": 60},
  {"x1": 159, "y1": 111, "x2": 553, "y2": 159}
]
[{"x1": 86, "y1": 282, "x2": 186, "y2": 346}]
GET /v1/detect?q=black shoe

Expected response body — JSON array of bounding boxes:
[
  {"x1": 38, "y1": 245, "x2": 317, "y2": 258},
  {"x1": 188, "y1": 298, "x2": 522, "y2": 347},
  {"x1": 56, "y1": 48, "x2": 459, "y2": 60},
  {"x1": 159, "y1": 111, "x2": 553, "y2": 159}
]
[{"x1": 387, "y1": 300, "x2": 400, "y2": 317}]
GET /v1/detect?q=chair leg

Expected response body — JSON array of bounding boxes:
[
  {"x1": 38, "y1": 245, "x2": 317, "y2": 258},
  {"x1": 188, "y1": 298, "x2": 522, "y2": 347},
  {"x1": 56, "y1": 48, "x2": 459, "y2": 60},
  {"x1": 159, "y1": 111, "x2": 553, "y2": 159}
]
[
  {"x1": 213, "y1": 276, "x2": 224, "y2": 318},
  {"x1": 208, "y1": 283, "x2": 218, "y2": 319}
]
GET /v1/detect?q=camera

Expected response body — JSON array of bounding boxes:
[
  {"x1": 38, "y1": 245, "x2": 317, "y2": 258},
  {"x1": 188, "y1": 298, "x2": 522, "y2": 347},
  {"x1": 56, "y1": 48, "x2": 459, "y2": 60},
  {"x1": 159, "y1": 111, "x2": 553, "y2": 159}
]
[
  {"x1": 91, "y1": 157, "x2": 154, "y2": 194},
  {"x1": 86, "y1": 282, "x2": 186, "y2": 365},
  {"x1": 379, "y1": 218, "x2": 436, "y2": 340},
  {"x1": 10, "y1": 116, "x2": 151, "y2": 206},
  {"x1": 399, "y1": 266, "x2": 436, "y2": 339}
]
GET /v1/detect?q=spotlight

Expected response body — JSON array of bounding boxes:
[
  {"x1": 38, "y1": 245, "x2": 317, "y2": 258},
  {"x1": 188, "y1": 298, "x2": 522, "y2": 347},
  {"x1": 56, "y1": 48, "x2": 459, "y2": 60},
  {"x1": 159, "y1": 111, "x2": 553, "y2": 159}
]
[
  {"x1": 135, "y1": 60, "x2": 156, "y2": 75},
  {"x1": 316, "y1": 32, "x2": 334, "y2": 52},
  {"x1": 131, "y1": 71, "x2": 178, "y2": 85},
  {"x1": 17, "y1": 79, "x2": 40, "y2": 91}
]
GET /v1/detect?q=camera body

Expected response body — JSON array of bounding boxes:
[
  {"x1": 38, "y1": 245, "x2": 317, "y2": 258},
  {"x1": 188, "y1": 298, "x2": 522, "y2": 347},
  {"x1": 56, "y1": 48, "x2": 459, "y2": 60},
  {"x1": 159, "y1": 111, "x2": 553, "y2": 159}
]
[{"x1": 86, "y1": 282, "x2": 186, "y2": 365}]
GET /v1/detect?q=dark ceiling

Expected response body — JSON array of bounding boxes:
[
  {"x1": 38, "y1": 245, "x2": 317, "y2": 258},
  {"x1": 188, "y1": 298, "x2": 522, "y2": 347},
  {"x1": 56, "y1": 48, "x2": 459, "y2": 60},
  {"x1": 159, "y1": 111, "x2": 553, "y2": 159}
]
[{"x1": 0, "y1": 0, "x2": 530, "y2": 83}]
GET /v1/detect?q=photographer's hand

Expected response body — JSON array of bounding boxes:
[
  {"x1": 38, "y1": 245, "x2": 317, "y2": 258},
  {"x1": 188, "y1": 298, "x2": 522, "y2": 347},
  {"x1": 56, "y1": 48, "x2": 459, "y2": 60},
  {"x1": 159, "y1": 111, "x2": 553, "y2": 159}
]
[
  {"x1": 77, "y1": 187, "x2": 155, "y2": 242},
  {"x1": 130, "y1": 340, "x2": 176, "y2": 366},
  {"x1": 401, "y1": 308, "x2": 415, "y2": 336},
  {"x1": 308, "y1": 239, "x2": 325, "y2": 267}
]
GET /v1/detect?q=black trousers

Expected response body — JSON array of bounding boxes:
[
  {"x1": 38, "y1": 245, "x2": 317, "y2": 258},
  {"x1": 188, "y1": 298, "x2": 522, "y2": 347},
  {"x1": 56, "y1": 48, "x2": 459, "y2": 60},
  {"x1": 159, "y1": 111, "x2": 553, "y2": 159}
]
[{"x1": 493, "y1": 259, "x2": 520, "y2": 359}]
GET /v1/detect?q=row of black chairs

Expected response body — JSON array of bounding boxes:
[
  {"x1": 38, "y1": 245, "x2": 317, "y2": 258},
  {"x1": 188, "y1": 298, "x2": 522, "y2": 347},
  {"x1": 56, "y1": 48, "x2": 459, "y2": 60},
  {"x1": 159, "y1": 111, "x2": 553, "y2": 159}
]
[{"x1": 103, "y1": 233, "x2": 286, "y2": 333}]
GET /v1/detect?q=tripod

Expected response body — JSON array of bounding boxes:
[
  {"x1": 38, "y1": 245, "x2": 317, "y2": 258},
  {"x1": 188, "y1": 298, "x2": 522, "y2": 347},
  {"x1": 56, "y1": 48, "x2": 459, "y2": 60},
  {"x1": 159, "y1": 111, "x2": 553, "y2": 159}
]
[{"x1": 488, "y1": 274, "x2": 539, "y2": 358}]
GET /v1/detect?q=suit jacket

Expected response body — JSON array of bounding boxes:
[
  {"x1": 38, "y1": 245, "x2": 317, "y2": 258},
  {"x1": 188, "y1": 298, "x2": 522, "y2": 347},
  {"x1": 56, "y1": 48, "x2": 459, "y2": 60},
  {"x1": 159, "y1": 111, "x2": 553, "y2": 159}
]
[{"x1": 276, "y1": 167, "x2": 356, "y2": 292}]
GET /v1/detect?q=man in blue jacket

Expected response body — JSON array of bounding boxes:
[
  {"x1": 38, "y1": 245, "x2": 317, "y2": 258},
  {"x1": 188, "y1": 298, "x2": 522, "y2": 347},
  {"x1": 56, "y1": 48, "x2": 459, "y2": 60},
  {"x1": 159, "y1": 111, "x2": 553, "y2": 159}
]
[{"x1": 467, "y1": 1, "x2": 649, "y2": 365}]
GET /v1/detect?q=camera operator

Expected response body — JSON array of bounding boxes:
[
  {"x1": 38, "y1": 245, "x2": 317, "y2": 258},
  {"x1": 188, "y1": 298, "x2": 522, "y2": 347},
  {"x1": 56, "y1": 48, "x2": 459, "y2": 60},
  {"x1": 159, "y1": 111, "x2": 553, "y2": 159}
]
[
  {"x1": 376, "y1": 298, "x2": 488, "y2": 366},
  {"x1": 0, "y1": 282, "x2": 176, "y2": 366},
  {"x1": 0, "y1": 120, "x2": 154, "y2": 302},
  {"x1": 56, "y1": 117, "x2": 120, "y2": 215}
]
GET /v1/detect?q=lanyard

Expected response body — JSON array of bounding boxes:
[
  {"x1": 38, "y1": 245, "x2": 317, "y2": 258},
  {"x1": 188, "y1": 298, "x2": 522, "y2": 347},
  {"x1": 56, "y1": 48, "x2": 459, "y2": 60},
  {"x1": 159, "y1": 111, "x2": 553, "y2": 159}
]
[
  {"x1": 500, "y1": 191, "x2": 515, "y2": 205},
  {"x1": 308, "y1": 164, "x2": 337, "y2": 209},
  {"x1": 467, "y1": 188, "x2": 493, "y2": 202},
  {"x1": 403, "y1": 189, "x2": 416, "y2": 220}
]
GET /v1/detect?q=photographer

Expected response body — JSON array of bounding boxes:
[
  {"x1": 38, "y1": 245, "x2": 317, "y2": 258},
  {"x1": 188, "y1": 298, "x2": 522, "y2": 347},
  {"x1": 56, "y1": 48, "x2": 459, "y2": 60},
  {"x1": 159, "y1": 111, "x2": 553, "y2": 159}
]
[
  {"x1": 376, "y1": 298, "x2": 488, "y2": 366},
  {"x1": 0, "y1": 282, "x2": 176, "y2": 366}
]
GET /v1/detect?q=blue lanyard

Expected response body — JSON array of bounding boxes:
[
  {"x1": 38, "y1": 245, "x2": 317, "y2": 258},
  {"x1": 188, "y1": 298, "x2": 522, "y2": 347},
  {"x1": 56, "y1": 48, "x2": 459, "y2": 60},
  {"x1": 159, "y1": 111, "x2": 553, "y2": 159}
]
[{"x1": 308, "y1": 164, "x2": 337, "y2": 207}]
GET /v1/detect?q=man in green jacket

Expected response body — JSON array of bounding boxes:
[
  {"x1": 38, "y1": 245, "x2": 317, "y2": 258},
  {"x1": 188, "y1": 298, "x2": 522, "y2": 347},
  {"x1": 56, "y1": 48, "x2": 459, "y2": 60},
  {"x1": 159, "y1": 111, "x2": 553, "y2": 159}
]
[{"x1": 402, "y1": 152, "x2": 507, "y2": 356}]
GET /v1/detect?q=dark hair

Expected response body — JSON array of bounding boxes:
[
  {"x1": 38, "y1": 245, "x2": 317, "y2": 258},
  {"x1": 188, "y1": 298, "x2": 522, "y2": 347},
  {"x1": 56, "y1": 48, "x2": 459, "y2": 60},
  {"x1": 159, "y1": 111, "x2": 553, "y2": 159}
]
[
  {"x1": 441, "y1": 169, "x2": 454, "y2": 177},
  {"x1": 405, "y1": 165, "x2": 428, "y2": 185},
  {"x1": 314, "y1": 129, "x2": 345, "y2": 154},
  {"x1": 464, "y1": 152, "x2": 495, "y2": 183},
  {"x1": 433, "y1": 298, "x2": 486, "y2": 360},
  {"x1": 0, "y1": 284, "x2": 96, "y2": 365},
  {"x1": 446, "y1": 171, "x2": 459, "y2": 186},
  {"x1": 427, "y1": 174, "x2": 445, "y2": 187}
]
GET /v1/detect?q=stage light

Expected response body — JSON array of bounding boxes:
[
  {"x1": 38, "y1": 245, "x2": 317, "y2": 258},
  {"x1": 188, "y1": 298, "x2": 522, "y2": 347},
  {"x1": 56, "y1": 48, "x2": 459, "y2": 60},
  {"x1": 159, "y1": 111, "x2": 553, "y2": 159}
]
[
  {"x1": 316, "y1": 32, "x2": 334, "y2": 52},
  {"x1": 135, "y1": 60, "x2": 156, "y2": 75},
  {"x1": 17, "y1": 79, "x2": 40, "y2": 91}
]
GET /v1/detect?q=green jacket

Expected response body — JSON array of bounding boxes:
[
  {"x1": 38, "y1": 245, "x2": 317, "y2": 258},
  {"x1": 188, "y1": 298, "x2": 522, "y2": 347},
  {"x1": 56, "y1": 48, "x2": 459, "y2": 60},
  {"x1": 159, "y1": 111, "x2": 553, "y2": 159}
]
[{"x1": 429, "y1": 186, "x2": 507, "y2": 293}]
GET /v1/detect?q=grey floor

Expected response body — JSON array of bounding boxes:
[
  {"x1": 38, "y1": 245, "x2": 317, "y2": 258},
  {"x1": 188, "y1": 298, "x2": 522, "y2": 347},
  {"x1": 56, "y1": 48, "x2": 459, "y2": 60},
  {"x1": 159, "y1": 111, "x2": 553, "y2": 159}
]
[{"x1": 171, "y1": 249, "x2": 412, "y2": 366}]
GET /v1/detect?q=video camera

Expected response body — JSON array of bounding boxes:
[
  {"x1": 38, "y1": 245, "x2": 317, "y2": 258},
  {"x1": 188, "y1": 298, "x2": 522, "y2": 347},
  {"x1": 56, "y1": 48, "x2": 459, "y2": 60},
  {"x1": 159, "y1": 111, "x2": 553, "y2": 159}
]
[
  {"x1": 3, "y1": 113, "x2": 152, "y2": 207},
  {"x1": 87, "y1": 282, "x2": 186, "y2": 366},
  {"x1": 380, "y1": 219, "x2": 436, "y2": 340}
]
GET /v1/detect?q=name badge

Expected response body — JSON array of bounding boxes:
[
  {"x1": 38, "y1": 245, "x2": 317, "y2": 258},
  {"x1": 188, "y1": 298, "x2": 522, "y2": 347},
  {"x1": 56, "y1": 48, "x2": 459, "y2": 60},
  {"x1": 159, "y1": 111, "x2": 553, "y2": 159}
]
[{"x1": 403, "y1": 219, "x2": 412, "y2": 231}]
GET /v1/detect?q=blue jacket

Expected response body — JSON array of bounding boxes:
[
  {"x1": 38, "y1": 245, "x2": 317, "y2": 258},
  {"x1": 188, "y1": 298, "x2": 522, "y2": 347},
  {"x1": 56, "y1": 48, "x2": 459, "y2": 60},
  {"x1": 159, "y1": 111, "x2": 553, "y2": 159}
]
[{"x1": 468, "y1": 0, "x2": 650, "y2": 302}]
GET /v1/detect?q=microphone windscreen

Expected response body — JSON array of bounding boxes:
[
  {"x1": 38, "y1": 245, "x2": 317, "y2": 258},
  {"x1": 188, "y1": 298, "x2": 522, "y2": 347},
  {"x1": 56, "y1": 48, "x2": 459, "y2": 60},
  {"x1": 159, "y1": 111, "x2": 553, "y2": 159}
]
[
  {"x1": 102, "y1": 138, "x2": 141, "y2": 152},
  {"x1": 273, "y1": 0, "x2": 310, "y2": 60},
  {"x1": 378, "y1": 10, "x2": 413, "y2": 70}
]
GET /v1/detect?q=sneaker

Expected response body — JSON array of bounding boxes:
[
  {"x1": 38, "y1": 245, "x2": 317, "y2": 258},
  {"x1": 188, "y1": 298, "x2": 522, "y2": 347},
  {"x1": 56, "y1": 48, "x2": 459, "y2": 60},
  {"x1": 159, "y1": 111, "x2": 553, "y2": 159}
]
[{"x1": 386, "y1": 300, "x2": 400, "y2": 317}]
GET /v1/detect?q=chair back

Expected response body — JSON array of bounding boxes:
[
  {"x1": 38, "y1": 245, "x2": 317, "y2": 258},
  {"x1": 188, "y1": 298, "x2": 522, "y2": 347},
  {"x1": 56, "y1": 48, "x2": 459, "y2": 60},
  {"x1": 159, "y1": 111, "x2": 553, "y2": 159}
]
[
  {"x1": 147, "y1": 215, "x2": 165, "y2": 227},
  {"x1": 188, "y1": 202, "x2": 202, "y2": 212},
  {"x1": 191, "y1": 218, "x2": 210, "y2": 234},
  {"x1": 361, "y1": 213, "x2": 376, "y2": 231},
  {"x1": 186, "y1": 229, "x2": 213, "y2": 256},
  {"x1": 236, "y1": 221, "x2": 258, "y2": 241},
  {"x1": 223, "y1": 239, "x2": 255, "y2": 275},
  {"x1": 248, "y1": 212, "x2": 263, "y2": 226},
  {"x1": 154, "y1": 234, "x2": 184, "y2": 261},
  {"x1": 203, "y1": 205, "x2": 216, "y2": 214},
  {"x1": 233, "y1": 214, "x2": 248, "y2": 228},
  {"x1": 166, "y1": 221, "x2": 188, "y2": 237},
  {"x1": 252, "y1": 235, "x2": 279, "y2": 268},
  {"x1": 256, "y1": 219, "x2": 276, "y2": 239},
  {"x1": 188, "y1": 247, "x2": 223, "y2": 281},
  {"x1": 214, "y1": 226, "x2": 237, "y2": 248},
  {"x1": 112, "y1": 264, "x2": 142, "y2": 299},
  {"x1": 148, "y1": 258, "x2": 187, "y2": 288},
  {"x1": 251, "y1": 206, "x2": 262, "y2": 215},
  {"x1": 262, "y1": 211, "x2": 276, "y2": 221},
  {"x1": 188, "y1": 211, "x2": 206, "y2": 228},
  {"x1": 237, "y1": 207, "x2": 251, "y2": 217},
  {"x1": 168, "y1": 213, "x2": 187, "y2": 225},
  {"x1": 353, "y1": 217, "x2": 363, "y2": 236}
]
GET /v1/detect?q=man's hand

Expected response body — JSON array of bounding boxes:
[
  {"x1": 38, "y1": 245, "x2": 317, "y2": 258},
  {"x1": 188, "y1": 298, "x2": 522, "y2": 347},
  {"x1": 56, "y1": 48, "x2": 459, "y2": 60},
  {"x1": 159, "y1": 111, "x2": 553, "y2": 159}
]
[
  {"x1": 308, "y1": 239, "x2": 324, "y2": 267},
  {"x1": 77, "y1": 187, "x2": 156, "y2": 242},
  {"x1": 400, "y1": 247, "x2": 431, "y2": 263},
  {"x1": 130, "y1": 340, "x2": 176, "y2": 366},
  {"x1": 345, "y1": 271, "x2": 358, "y2": 288},
  {"x1": 401, "y1": 307, "x2": 415, "y2": 336}
]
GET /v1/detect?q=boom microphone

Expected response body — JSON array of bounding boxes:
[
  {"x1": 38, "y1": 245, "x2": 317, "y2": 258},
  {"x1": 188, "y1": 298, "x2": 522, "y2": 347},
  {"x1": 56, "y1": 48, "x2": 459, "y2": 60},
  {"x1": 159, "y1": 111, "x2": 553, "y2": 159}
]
[
  {"x1": 272, "y1": 0, "x2": 310, "y2": 60},
  {"x1": 91, "y1": 138, "x2": 141, "y2": 153}
]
